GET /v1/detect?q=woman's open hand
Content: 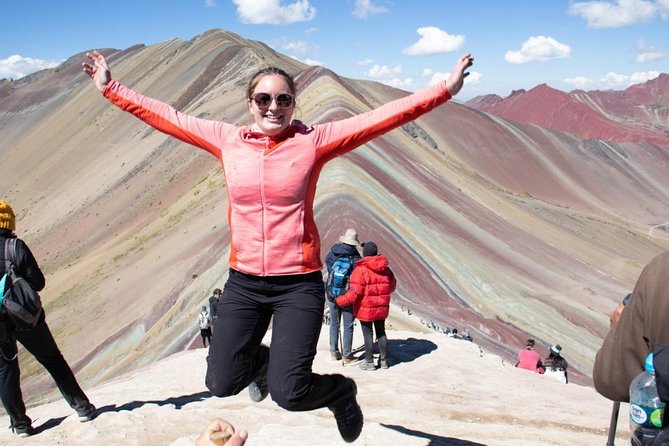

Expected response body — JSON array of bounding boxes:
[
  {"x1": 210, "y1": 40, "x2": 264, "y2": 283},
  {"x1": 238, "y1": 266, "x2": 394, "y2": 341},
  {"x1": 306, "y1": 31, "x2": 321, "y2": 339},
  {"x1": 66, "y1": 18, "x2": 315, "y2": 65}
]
[
  {"x1": 82, "y1": 50, "x2": 112, "y2": 92},
  {"x1": 445, "y1": 53, "x2": 474, "y2": 97}
]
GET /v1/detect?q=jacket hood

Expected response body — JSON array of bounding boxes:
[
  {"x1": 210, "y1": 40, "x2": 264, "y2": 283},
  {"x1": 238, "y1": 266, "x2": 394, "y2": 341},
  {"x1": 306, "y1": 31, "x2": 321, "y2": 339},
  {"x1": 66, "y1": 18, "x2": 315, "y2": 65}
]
[
  {"x1": 357, "y1": 255, "x2": 389, "y2": 272},
  {"x1": 331, "y1": 242, "x2": 360, "y2": 258}
]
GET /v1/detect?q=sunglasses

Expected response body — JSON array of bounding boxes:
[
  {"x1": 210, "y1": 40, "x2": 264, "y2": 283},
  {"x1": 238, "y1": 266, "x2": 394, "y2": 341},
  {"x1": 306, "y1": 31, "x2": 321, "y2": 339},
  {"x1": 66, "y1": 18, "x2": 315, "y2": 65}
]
[{"x1": 250, "y1": 92, "x2": 294, "y2": 109}]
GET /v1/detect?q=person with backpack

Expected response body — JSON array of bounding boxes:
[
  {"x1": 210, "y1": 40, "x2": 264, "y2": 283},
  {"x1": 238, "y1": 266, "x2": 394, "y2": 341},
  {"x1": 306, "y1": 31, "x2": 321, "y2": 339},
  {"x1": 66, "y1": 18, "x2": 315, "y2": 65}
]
[
  {"x1": 198, "y1": 305, "x2": 213, "y2": 348},
  {"x1": 0, "y1": 200, "x2": 96, "y2": 437},
  {"x1": 82, "y1": 49, "x2": 473, "y2": 443},
  {"x1": 335, "y1": 242, "x2": 396, "y2": 371},
  {"x1": 324, "y1": 228, "x2": 361, "y2": 363},
  {"x1": 594, "y1": 252, "x2": 669, "y2": 445}
]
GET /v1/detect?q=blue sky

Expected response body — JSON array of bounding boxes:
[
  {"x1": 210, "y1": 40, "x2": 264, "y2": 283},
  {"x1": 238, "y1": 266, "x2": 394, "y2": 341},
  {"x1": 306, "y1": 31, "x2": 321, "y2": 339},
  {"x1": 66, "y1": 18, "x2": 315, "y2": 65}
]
[{"x1": 1, "y1": 0, "x2": 668, "y2": 100}]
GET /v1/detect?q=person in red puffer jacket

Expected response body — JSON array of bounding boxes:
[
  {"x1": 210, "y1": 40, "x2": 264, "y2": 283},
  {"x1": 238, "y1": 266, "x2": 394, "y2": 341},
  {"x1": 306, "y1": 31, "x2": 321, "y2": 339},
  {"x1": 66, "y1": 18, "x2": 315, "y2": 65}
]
[{"x1": 336, "y1": 241, "x2": 396, "y2": 371}]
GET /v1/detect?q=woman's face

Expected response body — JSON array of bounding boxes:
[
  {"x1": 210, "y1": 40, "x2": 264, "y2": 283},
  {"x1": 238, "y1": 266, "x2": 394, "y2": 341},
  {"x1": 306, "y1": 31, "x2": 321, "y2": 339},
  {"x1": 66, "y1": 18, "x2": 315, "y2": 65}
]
[{"x1": 248, "y1": 74, "x2": 295, "y2": 136}]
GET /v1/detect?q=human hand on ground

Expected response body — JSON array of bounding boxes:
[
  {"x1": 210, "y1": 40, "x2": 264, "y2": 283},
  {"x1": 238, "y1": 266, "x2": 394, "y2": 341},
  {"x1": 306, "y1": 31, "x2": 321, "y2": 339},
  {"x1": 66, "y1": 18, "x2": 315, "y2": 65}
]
[{"x1": 196, "y1": 418, "x2": 248, "y2": 446}]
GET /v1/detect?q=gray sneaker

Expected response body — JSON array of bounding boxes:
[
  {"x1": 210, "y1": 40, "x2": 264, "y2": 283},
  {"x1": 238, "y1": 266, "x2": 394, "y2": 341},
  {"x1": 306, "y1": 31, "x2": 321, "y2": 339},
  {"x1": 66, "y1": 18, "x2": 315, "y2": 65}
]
[
  {"x1": 359, "y1": 361, "x2": 376, "y2": 371},
  {"x1": 248, "y1": 362, "x2": 269, "y2": 403},
  {"x1": 379, "y1": 359, "x2": 389, "y2": 369}
]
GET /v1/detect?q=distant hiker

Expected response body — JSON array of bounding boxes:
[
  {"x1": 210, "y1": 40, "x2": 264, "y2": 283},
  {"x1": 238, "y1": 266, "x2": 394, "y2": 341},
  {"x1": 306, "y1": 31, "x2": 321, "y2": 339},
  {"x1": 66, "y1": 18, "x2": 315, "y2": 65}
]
[
  {"x1": 543, "y1": 344, "x2": 568, "y2": 384},
  {"x1": 83, "y1": 49, "x2": 474, "y2": 443},
  {"x1": 324, "y1": 228, "x2": 361, "y2": 363},
  {"x1": 515, "y1": 339, "x2": 545, "y2": 373},
  {"x1": 198, "y1": 305, "x2": 212, "y2": 348},
  {"x1": 197, "y1": 418, "x2": 248, "y2": 446},
  {"x1": 0, "y1": 200, "x2": 96, "y2": 437},
  {"x1": 336, "y1": 241, "x2": 396, "y2": 371},
  {"x1": 448, "y1": 328, "x2": 460, "y2": 339},
  {"x1": 594, "y1": 252, "x2": 669, "y2": 446},
  {"x1": 208, "y1": 288, "x2": 221, "y2": 327},
  {"x1": 461, "y1": 328, "x2": 473, "y2": 342}
]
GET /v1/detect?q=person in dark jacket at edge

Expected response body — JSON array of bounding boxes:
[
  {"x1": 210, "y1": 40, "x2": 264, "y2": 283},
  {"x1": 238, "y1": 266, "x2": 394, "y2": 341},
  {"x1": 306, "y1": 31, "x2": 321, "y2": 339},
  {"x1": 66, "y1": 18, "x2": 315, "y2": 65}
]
[
  {"x1": 208, "y1": 288, "x2": 222, "y2": 330},
  {"x1": 0, "y1": 200, "x2": 96, "y2": 437}
]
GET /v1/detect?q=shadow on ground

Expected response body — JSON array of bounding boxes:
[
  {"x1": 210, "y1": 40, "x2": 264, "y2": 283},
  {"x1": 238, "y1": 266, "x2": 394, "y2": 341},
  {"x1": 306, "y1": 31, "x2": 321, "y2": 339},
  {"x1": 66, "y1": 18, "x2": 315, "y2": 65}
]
[
  {"x1": 382, "y1": 423, "x2": 487, "y2": 446},
  {"x1": 95, "y1": 390, "x2": 211, "y2": 415},
  {"x1": 385, "y1": 337, "x2": 438, "y2": 367}
]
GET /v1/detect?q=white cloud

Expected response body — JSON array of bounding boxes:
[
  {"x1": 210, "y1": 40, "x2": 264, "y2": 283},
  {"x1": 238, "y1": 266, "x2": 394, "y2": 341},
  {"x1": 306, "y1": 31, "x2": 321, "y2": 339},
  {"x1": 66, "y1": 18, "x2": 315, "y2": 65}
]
[
  {"x1": 599, "y1": 70, "x2": 661, "y2": 87},
  {"x1": 504, "y1": 36, "x2": 571, "y2": 64},
  {"x1": 402, "y1": 27, "x2": 465, "y2": 56},
  {"x1": 636, "y1": 39, "x2": 666, "y2": 62},
  {"x1": 563, "y1": 76, "x2": 594, "y2": 89},
  {"x1": 289, "y1": 55, "x2": 324, "y2": 66},
  {"x1": 563, "y1": 71, "x2": 660, "y2": 90},
  {"x1": 305, "y1": 27, "x2": 319, "y2": 33},
  {"x1": 659, "y1": 0, "x2": 669, "y2": 18},
  {"x1": 380, "y1": 77, "x2": 415, "y2": 89},
  {"x1": 0, "y1": 54, "x2": 63, "y2": 80},
  {"x1": 352, "y1": 0, "x2": 389, "y2": 19},
  {"x1": 637, "y1": 49, "x2": 666, "y2": 62},
  {"x1": 204, "y1": 0, "x2": 216, "y2": 7},
  {"x1": 232, "y1": 0, "x2": 316, "y2": 25},
  {"x1": 357, "y1": 58, "x2": 375, "y2": 66},
  {"x1": 568, "y1": 0, "x2": 659, "y2": 28},
  {"x1": 423, "y1": 68, "x2": 482, "y2": 86},
  {"x1": 365, "y1": 64, "x2": 403, "y2": 78},
  {"x1": 362, "y1": 64, "x2": 413, "y2": 89},
  {"x1": 281, "y1": 39, "x2": 309, "y2": 54}
]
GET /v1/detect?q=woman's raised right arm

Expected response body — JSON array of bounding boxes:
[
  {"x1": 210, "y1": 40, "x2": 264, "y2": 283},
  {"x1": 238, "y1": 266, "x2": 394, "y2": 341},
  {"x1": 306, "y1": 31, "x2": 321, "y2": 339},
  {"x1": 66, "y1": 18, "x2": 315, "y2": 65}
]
[{"x1": 82, "y1": 51, "x2": 233, "y2": 158}]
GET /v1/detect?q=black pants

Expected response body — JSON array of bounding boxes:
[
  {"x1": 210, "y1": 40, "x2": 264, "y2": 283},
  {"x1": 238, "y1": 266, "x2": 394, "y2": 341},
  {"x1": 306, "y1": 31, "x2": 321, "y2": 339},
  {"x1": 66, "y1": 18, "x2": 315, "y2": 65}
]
[
  {"x1": 205, "y1": 269, "x2": 353, "y2": 411},
  {"x1": 0, "y1": 312, "x2": 91, "y2": 428},
  {"x1": 360, "y1": 319, "x2": 387, "y2": 363},
  {"x1": 200, "y1": 328, "x2": 212, "y2": 347}
]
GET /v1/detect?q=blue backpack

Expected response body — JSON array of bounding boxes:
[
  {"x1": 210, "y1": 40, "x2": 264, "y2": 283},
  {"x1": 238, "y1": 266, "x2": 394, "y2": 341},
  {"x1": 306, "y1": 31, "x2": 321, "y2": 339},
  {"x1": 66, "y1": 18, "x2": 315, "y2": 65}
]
[{"x1": 326, "y1": 256, "x2": 355, "y2": 298}]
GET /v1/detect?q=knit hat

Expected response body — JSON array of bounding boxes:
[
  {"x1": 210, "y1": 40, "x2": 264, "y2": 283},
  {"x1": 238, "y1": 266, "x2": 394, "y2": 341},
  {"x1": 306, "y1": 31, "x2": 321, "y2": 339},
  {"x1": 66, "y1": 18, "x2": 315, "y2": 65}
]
[
  {"x1": 550, "y1": 344, "x2": 562, "y2": 355},
  {"x1": 201, "y1": 305, "x2": 207, "y2": 312},
  {"x1": 339, "y1": 228, "x2": 360, "y2": 246},
  {"x1": 0, "y1": 200, "x2": 16, "y2": 231},
  {"x1": 362, "y1": 241, "x2": 378, "y2": 257}
]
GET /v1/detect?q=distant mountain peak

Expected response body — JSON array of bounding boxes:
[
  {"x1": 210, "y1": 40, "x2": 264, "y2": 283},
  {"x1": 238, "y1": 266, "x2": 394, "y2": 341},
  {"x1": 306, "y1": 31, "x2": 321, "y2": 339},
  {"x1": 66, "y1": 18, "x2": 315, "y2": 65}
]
[{"x1": 467, "y1": 74, "x2": 669, "y2": 145}]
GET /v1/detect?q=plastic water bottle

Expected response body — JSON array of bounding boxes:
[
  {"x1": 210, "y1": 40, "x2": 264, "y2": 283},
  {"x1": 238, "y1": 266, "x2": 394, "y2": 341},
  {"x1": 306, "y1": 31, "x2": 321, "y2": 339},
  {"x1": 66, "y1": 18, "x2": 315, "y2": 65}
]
[{"x1": 629, "y1": 353, "x2": 666, "y2": 446}]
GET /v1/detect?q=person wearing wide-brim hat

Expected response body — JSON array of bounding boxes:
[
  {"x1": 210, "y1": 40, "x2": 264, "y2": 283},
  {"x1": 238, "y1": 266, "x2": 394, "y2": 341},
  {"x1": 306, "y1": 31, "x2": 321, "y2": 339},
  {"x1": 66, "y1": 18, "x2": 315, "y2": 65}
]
[
  {"x1": 0, "y1": 200, "x2": 96, "y2": 437},
  {"x1": 324, "y1": 228, "x2": 361, "y2": 363},
  {"x1": 339, "y1": 228, "x2": 361, "y2": 246},
  {"x1": 544, "y1": 344, "x2": 569, "y2": 384}
]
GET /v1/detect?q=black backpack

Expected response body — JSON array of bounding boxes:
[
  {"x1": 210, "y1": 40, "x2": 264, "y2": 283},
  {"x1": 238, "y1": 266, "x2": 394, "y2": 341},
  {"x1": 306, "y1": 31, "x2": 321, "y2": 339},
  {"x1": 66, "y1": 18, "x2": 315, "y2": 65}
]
[{"x1": 1, "y1": 238, "x2": 43, "y2": 330}]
